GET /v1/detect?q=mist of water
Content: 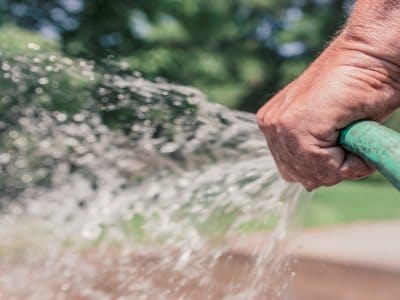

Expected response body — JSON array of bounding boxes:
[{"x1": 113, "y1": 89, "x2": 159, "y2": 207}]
[{"x1": 0, "y1": 51, "x2": 309, "y2": 299}]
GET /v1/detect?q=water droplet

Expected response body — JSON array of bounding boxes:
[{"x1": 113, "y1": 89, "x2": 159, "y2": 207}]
[
  {"x1": 159, "y1": 143, "x2": 180, "y2": 154},
  {"x1": 61, "y1": 283, "x2": 70, "y2": 292},
  {"x1": 27, "y1": 43, "x2": 41, "y2": 51},
  {"x1": 54, "y1": 112, "x2": 67, "y2": 122},
  {"x1": 81, "y1": 224, "x2": 102, "y2": 240},
  {"x1": 14, "y1": 159, "x2": 25, "y2": 169},
  {"x1": 133, "y1": 71, "x2": 142, "y2": 78},
  {"x1": 21, "y1": 174, "x2": 32, "y2": 183},
  {"x1": 39, "y1": 77, "x2": 49, "y2": 85},
  {"x1": 0, "y1": 153, "x2": 10, "y2": 164},
  {"x1": 8, "y1": 131, "x2": 19, "y2": 139},
  {"x1": 2, "y1": 62, "x2": 11, "y2": 71}
]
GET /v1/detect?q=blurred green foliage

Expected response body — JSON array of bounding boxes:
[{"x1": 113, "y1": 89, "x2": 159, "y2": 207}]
[
  {"x1": 0, "y1": 25, "x2": 59, "y2": 56},
  {"x1": 0, "y1": 0, "x2": 350, "y2": 111},
  {"x1": 1, "y1": 0, "x2": 399, "y2": 126},
  {"x1": 309, "y1": 181, "x2": 399, "y2": 227}
]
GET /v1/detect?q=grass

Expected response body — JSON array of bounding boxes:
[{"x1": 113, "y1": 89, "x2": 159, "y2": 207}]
[
  {"x1": 0, "y1": 25, "x2": 59, "y2": 57},
  {"x1": 305, "y1": 180, "x2": 399, "y2": 228},
  {"x1": 193, "y1": 180, "x2": 399, "y2": 234}
]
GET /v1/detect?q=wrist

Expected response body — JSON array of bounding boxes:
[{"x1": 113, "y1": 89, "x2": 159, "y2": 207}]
[
  {"x1": 339, "y1": 27, "x2": 400, "y2": 67},
  {"x1": 338, "y1": 2, "x2": 400, "y2": 68},
  {"x1": 310, "y1": 34, "x2": 400, "y2": 113},
  {"x1": 316, "y1": 34, "x2": 400, "y2": 85}
]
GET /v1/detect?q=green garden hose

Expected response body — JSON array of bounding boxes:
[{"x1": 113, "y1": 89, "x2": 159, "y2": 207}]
[{"x1": 339, "y1": 121, "x2": 400, "y2": 191}]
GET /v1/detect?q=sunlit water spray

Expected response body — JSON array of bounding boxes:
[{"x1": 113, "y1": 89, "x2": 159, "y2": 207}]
[{"x1": 0, "y1": 51, "x2": 309, "y2": 299}]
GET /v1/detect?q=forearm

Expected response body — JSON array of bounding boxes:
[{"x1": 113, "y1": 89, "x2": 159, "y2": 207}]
[
  {"x1": 340, "y1": 0, "x2": 400, "y2": 65},
  {"x1": 257, "y1": 0, "x2": 400, "y2": 189}
]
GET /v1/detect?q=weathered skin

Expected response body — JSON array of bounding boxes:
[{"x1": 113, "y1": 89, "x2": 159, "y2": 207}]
[{"x1": 257, "y1": 0, "x2": 400, "y2": 190}]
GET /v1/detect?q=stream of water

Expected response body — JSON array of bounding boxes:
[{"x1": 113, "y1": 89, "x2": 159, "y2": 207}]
[{"x1": 0, "y1": 52, "x2": 310, "y2": 299}]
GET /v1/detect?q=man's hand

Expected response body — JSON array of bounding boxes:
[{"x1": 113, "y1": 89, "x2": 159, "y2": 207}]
[{"x1": 257, "y1": 36, "x2": 400, "y2": 190}]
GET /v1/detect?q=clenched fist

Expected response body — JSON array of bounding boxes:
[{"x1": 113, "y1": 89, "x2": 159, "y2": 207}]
[{"x1": 257, "y1": 35, "x2": 400, "y2": 190}]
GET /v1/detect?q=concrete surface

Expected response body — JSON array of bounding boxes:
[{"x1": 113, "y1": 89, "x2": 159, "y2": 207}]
[{"x1": 294, "y1": 221, "x2": 400, "y2": 272}]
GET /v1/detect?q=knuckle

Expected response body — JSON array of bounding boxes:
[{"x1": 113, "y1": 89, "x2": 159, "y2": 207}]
[
  {"x1": 275, "y1": 115, "x2": 301, "y2": 143},
  {"x1": 256, "y1": 108, "x2": 266, "y2": 129},
  {"x1": 256, "y1": 107, "x2": 274, "y2": 132},
  {"x1": 276, "y1": 103, "x2": 298, "y2": 126}
]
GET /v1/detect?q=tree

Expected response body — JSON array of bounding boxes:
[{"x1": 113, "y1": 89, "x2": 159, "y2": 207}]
[{"x1": 0, "y1": 0, "x2": 349, "y2": 111}]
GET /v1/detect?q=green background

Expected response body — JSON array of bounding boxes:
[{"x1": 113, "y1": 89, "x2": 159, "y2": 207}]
[{"x1": 0, "y1": 0, "x2": 398, "y2": 227}]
